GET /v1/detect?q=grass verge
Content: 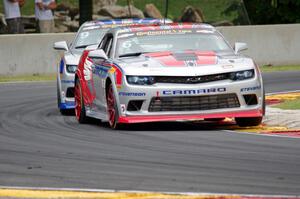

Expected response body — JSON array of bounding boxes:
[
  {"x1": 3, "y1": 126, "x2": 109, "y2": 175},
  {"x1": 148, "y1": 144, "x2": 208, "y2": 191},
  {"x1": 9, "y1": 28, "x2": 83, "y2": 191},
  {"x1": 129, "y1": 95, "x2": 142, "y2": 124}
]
[
  {"x1": 274, "y1": 98, "x2": 300, "y2": 110},
  {"x1": 260, "y1": 65, "x2": 300, "y2": 72},
  {"x1": 0, "y1": 74, "x2": 56, "y2": 82}
]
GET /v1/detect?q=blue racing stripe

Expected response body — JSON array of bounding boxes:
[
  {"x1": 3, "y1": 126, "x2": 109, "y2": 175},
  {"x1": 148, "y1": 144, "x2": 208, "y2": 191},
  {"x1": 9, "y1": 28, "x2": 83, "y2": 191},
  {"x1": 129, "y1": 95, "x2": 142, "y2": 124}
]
[
  {"x1": 59, "y1": 59, "x2": 64, "y2": 74},
  {"x1": 61, "y1": 80, "x2": 75, "y2": 84},
  {"x1": 59, "y1": 101, "x2": 75, "y2": 109}
]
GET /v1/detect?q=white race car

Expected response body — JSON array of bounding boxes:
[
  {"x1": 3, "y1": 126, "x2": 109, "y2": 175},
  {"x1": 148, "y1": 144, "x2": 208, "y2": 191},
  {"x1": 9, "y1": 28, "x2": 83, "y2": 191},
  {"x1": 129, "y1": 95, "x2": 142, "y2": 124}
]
[
  {"x1": 54, "y1": 18, "x2": 172, "y2": 114},
  {"x1": 74, "y1": 23, "x2": 265, "y2": 129}
]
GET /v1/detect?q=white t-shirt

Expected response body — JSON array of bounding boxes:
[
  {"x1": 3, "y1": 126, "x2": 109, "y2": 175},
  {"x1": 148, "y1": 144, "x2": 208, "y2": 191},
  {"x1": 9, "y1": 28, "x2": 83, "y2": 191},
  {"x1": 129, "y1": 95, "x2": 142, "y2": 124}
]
[
  {"x1": 3, "y1": 0, "x2": 21, "y2": 19},
  {"x1": 35, "y1": 0, "x2": 55, "y2": 20}
]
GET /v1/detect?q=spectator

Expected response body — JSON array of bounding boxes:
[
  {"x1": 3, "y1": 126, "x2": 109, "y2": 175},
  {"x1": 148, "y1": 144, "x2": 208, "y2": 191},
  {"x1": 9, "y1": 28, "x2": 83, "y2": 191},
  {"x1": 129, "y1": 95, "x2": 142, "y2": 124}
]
[
  {"x1": 35, "y1": 0, "x2": 57, "y2": 33},
  {"x1": 2, "y1": 0, "x2": 25, "y2": 34}
]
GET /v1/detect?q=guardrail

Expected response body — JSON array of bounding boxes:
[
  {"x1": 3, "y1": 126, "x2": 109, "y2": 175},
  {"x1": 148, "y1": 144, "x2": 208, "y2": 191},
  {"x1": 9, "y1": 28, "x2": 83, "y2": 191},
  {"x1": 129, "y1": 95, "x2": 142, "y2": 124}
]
[{"x1": 0, "y1": 24, "x2": 300, "y2": 75}]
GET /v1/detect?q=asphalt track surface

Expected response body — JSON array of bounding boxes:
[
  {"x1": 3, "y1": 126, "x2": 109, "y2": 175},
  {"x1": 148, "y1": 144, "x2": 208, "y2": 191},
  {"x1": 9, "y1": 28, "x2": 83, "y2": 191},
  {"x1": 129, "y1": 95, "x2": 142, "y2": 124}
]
[{"x1": 0, "y1": 71, "x2": 300, "y2": 195}]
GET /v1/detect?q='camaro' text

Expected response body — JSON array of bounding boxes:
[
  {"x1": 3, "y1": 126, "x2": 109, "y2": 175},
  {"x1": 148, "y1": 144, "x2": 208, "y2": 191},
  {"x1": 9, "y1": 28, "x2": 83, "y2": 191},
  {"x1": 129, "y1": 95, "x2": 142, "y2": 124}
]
[{"x1": 162, "y1": 88, "x2": 226, "y2": 95}]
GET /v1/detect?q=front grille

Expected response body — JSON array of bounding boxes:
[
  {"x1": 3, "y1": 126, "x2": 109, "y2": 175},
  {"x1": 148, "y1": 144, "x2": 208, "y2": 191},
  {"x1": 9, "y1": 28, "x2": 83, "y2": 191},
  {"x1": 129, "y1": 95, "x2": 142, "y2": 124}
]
[
  {"x1": 155, "y1": 73, "x2": 230, "y2": 84},
  {"x1": 148, "y1": 93, "x2": 240, "y2": 112}
]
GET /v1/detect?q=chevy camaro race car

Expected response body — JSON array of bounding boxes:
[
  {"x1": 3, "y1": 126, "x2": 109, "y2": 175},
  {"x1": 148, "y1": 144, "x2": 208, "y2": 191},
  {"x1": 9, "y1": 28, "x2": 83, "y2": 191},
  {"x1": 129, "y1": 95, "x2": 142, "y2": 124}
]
[
  {"x1": 75, "y1": 23, "x2": 265, "y2": 129},
  {"x1": 53, "y1": 18, "x2": 172, "y2": 114}
]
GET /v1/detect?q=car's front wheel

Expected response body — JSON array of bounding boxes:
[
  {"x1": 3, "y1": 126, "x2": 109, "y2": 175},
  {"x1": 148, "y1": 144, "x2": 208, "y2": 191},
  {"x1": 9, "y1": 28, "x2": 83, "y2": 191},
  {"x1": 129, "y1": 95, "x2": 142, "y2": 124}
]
[
  {"x1": 106, "y1": 83, "x2": 121, "y2": 130},
  {"x1": 235, "y1": 117, "x2": 263, "y2": 127},
  {"x1": 74, "y1": 79, "x2": 88, "y2": 123}
]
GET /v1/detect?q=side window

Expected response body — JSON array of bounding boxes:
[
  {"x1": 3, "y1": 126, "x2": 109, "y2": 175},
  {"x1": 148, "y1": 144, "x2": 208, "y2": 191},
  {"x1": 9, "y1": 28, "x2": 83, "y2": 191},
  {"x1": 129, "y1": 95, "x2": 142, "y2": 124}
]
[
  {"x1": 99, "y1": 35, "x2": 108, "y2": 50},
  {"x1": 103, "y1": 36, "x2": 113, "y2": 58},
  {"x1": 107, "y1": 37, "x2": 114, "y2": 58}
]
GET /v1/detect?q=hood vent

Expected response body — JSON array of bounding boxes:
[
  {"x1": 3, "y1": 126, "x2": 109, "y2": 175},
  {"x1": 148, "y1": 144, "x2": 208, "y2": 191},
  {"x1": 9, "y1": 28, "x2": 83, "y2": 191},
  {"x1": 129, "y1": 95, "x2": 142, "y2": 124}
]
[{"x1": 173, "y1": 53, "x2": 197, "y2": 61}]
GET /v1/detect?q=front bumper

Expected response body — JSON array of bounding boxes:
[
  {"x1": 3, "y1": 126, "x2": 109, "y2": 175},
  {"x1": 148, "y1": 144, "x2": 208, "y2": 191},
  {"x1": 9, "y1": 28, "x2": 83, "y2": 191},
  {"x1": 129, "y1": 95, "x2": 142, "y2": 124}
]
[
  {"x1": 116, "y1": 76, "x2": 264, "y2": 124},
  {"x1": 59, "y1": 75, "x2": 75, "y2": 110},
  {"x1": 118, "y1": 109, "x2": 262, "y2": 123}
]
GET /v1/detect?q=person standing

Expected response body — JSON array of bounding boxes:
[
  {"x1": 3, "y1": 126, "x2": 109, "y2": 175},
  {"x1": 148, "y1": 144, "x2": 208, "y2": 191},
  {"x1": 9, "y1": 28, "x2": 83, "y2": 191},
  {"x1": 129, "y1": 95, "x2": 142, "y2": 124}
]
[
  {"x1": 2, "y1": 0, "x2": 25, "y2": 34},
  {"x1": 35, "y1": 0, "x2": 57, "y2": 33}
]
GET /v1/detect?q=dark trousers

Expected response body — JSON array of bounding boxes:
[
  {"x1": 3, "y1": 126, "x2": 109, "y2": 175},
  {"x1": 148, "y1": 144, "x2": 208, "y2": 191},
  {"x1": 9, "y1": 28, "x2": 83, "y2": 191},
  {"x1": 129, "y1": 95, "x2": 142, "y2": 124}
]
[{"x1": 6, "y1": 17, "x2": 24, "y2": 34}]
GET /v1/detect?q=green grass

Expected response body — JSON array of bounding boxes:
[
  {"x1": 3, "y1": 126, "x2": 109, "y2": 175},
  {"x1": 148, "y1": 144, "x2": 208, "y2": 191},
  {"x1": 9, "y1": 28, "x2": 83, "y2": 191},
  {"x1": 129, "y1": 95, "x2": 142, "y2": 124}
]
[
  {"x1": 1, "y1": 0, "x2": 238, "y2": 23},
  {"x1": 274, "y1": 98, "x2": 300, "y2": 110},
  {"x1": 260, "y1": 65, "x2": 300, "y2": 72},
  {"x1": 117, "y1": 0, "x2": 239, "y2": 23},
  {"x1": 0, "y1": 74, "x2": 55, "y2": 82}
]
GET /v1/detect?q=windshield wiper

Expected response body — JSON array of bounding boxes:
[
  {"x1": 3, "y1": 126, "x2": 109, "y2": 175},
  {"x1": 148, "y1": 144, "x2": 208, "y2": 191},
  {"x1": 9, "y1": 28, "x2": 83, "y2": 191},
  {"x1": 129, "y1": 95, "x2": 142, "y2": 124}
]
[
  {"x1": 75, "y1": 44, "x2": 97, "y2": 49},
  {"x1": 119, "y1": 52, "x2": 149, "y2": 58}
]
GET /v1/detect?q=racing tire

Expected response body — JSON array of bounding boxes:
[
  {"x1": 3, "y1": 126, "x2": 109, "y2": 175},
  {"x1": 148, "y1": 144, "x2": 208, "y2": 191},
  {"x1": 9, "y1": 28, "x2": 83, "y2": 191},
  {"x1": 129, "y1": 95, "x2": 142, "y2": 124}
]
[
  {"x1": 262, "y1": 89, "x2": 266, "y2": 115},
  {"x1": 106, "y1": 83, "x2": 122, "y2": 130},
  {"x1": 60, "y1": 108, "x2": 71, "y2": 115},
  {"x1": 74, "y1": 79, "x2": 88, "y2": 123},
  {"x1": 235, "y1": 117, "x2": 263, "y2": 127},
  {"x1": 57, "y1": 79, "x2": 61, "y2": 108}
]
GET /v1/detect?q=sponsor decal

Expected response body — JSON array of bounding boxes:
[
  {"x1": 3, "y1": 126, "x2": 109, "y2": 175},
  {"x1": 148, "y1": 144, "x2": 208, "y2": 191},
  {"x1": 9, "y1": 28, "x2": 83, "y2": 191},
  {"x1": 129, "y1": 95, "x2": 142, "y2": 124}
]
[
  {"x1": 61, "y1": 80, "x2": 75, "y2": 84},
  {"x1": 94, "y1": 65, "x2": 109, "y2": 78},
  {"x1": 119, "y1": 92, "x2": 146, "y2": 97},
  {"x1": 241, "y1": 85, "x2": 261, "y2": 92},
  {"x1": 83, "y1": 59, "x2": 93, "y2": 81},
  {"x1": 162, "y1": 88, "x2": 226, "y2": 95},
  {"x1": 103, "y1": 63, "x2": 123, "y2": 87},
  {"x1": 136, "y1": 29, "x2": 192, "y2": 37},
  {"x1": 120, "y1": 104, "x2": 126, "y2": 115}
]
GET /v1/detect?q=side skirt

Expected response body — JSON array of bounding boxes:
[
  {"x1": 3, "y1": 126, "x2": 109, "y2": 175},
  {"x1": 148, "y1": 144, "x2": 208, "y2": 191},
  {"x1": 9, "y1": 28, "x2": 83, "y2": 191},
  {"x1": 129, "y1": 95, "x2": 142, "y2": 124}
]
[{"x1": 85, "y1": 106, "x2": 108, "y2": 121}]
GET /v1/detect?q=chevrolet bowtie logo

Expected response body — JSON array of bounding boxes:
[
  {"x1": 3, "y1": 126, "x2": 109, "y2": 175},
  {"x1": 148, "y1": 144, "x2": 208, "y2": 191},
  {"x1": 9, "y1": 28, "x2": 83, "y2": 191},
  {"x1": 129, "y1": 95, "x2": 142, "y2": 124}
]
[
  {"x1": 185, "y1": 60, "x2": 197, "y2": 67},
  {"x1": 186, "y1": 77, "x2": 202, "y2": 83}
]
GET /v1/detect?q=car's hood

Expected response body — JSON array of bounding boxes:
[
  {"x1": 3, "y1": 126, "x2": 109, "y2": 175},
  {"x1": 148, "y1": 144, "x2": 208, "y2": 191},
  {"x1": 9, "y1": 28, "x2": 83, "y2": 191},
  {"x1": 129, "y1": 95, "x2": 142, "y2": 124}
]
[{"x1": 116, "y1": 51, "x2": 255, "y2": 76}]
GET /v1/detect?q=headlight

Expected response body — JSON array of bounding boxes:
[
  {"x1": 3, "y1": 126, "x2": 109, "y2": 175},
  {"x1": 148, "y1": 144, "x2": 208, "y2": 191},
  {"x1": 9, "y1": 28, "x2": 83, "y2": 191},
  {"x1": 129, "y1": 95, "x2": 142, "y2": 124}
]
[
  {"x1": 126, "y1": 76, "x2": 155, "y2": 85},
  {"x1": 230, "y1": 69, "x2": 254, "y2": 81},
  {"x1": 66, "y1": 65, "x2": 77, "y2": 73}
]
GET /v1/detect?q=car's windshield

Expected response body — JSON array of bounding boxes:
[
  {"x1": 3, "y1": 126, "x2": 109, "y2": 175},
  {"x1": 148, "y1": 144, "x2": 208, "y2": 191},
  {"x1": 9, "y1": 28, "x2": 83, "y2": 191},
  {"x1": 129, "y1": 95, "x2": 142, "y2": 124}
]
[
  {"x1": 73, "y1": 27, "x2": 108, "y2": 49},
  {"x1": 116, "y1": 29, "x2": 232, "y2": 57}
]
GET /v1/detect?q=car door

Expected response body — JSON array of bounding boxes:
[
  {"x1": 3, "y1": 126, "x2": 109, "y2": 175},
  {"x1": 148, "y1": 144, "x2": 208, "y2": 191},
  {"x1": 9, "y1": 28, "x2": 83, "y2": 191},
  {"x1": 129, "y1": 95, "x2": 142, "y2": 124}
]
[{"x1": 91, "y1": 34, "x2": 114, "y2": 113}]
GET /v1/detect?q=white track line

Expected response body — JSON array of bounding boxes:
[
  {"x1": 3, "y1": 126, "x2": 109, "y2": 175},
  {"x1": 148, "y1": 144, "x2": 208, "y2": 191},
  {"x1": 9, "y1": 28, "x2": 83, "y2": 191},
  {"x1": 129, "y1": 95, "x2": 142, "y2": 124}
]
[
  {"x1": 0, "y1": 186, "x2": 298, "y2": 198},
  {"x1": 222, "y1": 130, "x2": 300, "y2": 139}
]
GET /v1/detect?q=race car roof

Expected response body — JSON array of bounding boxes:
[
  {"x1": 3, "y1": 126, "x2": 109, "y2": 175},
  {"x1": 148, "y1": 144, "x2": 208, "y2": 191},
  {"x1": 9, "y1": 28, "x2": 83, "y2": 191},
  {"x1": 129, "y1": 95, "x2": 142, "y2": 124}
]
[{"x1": 81, "y1": 18, "x2": 173, "y2": 29}]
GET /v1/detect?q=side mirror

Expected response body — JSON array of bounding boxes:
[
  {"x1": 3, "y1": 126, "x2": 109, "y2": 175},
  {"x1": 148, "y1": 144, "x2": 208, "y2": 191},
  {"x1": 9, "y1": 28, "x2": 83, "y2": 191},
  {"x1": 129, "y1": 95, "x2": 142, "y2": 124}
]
[
  {"x1": 234, "y1": 42, "x2": 248, "y2": 54},
  {"x1": 54, "y1": 41, "x2": 68, "y2": 51},
  {"x1": 88, "y1": 49, "x2": 108, "y2": 60}
]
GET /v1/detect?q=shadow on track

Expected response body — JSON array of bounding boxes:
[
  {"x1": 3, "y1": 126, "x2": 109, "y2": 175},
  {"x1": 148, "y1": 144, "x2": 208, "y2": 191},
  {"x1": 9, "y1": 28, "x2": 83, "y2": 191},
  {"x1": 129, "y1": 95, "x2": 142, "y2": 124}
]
[{"x1": 63, "y1": 112, "x2": 236, "y2": 132}]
